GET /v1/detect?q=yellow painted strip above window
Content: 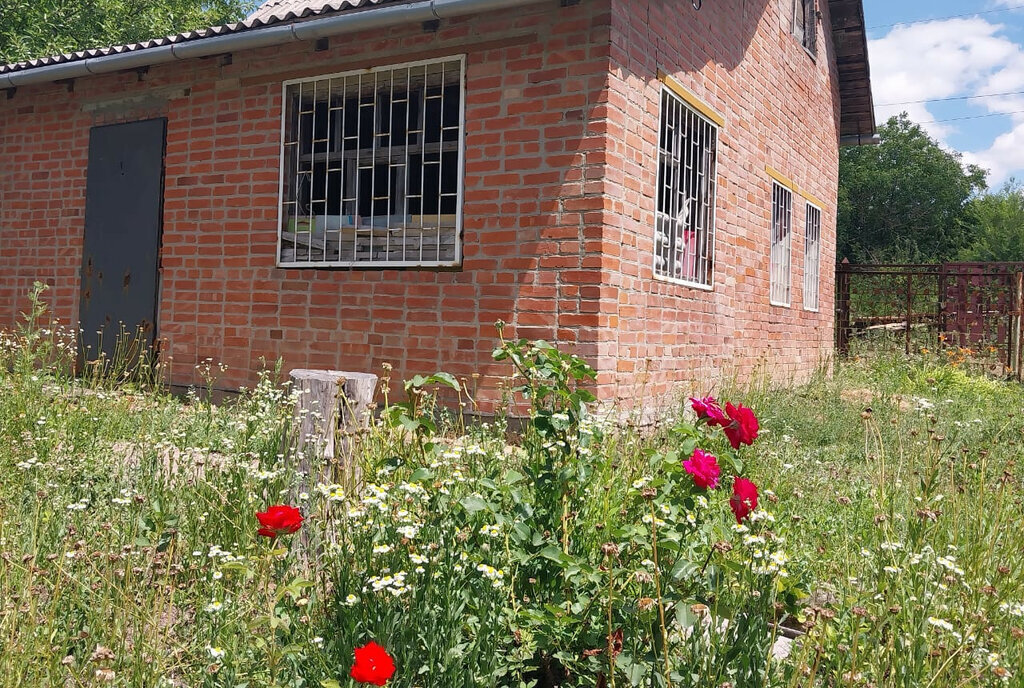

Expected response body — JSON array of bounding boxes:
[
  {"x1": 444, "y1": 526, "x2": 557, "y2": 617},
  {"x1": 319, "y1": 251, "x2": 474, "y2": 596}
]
[
  {"x1": 766, "y1": 166, "x2": 825, "y2": 210},
  {"x1": 657, "y1": 70, "x2": 725, "y2": 127}
]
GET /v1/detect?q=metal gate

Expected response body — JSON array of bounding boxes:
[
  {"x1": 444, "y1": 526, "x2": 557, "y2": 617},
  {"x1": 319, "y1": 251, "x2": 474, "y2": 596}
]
[
  {"x1": 78, "y1": 118, "x2": 166, "y2": 371},
  {"x1": 836, "y1": 261, "x2": 1024, "y2": 378}
]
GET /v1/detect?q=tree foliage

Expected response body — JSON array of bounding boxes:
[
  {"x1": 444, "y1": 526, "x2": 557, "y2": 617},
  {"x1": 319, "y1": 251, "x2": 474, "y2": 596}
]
[
  {"x1": 0, "y1": 0, "x2": 259, "y2": 65},
  {"x1": 837, "y1": 114, "x2": 988, "y2": 264},
  {"x1": 960, "y1": 180, "x2": 1024, "y2": 262}
]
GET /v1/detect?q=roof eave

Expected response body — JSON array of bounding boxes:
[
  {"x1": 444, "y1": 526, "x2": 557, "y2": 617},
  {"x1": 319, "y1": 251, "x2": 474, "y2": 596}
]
[{"x1": 828, "y1": 0, "x2": 876, "y2": 140}]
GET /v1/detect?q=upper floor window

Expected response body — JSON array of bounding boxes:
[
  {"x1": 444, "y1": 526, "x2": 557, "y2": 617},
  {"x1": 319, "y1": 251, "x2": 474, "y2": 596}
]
[
  {"x1": 278, "y1": 57, "x2": 465, "y2": 268},
  {"x1": 803, "y1": 202, "x2": 822, "y2": 311},
  {"x1": 770, "y1": 181, "x2": 793, "y2": 307},
  {"x1": 793, "y1": 0, "x2": 817, "y2": 56},
  {"x1": 654, "y1": 86, "x2": 718, "y2": 287}
]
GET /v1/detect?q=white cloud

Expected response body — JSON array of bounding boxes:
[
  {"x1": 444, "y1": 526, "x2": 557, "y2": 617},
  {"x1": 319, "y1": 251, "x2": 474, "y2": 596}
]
[
  {"x1": 870, "y1": 18, "x2": 1020, "y2": 141},
  {"x1": 870, "y1": 17, "x2": 1024, "y2": 184},
  {"x1": 962, "y1": 123, "x2": 1024, "y2": 182}
]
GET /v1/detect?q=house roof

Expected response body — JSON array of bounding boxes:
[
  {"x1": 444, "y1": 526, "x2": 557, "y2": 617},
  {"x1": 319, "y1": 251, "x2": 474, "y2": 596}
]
[
  {"x1": 0, "y1": 0, "x2": 397, "y2": 76},
  {"x1": 1, "y1": 0, "x2": 877, "y2": 141},
  {"x1": 828, "y1": 0, "x2": 876, "y2": 138},
  {"x1": 248, "y1": 1, "x2": 356, "y2": 22}
]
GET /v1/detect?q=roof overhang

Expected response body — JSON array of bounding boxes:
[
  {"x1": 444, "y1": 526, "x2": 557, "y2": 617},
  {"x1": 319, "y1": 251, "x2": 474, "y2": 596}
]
[
  {"x1": 829, "y1": 0, "x2": 877, "y2": 142},
  {"x1": 0, "y1": 0, "x2": 542, "y2": 89}
]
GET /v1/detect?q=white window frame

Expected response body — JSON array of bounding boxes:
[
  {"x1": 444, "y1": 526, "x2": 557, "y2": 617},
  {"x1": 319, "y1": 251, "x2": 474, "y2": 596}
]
[
  {"x1": 770, "y1": 181, "x2": 793, "y2": 307},
  {"x1": 653, "y1": 84, "x2": 719, "y2": 290},
  {"x1": 276, "y1": 55, "x2": 466, "y2": 269},
  {"x1": 792, "y1": 0, "x2": 817, "y2": 57},
  {"x1": 803, "y1": 201, "x2": 822, "y2": 312}
]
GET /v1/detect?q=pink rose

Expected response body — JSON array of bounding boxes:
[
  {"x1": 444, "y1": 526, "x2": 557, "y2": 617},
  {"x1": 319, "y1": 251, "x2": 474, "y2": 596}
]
[
  {"x1": 683, "y1": 448, "x2": 721, "y2": 490},
  {"x1": 691, "y1": 396, "x2": 727, "y2": 426}
]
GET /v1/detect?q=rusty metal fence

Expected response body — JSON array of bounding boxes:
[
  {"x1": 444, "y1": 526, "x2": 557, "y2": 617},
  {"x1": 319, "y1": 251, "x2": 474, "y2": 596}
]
[{"x1": 836, "y1": 261, "x2": 1024, "y2": 378}]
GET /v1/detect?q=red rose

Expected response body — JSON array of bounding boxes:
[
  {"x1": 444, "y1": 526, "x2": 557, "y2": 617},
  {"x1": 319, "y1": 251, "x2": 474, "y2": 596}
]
[
  {"x1": 722, "y1": 403, "x2": 759, "y2": 449},
  {"x1": 730, "y1": 477, "x2": 759, "y2": 523},
  {"x1": 256, "y1": 505, "x2": 303, "y2": 538},
  {"x1": 350, "y1": 641, "x2": 396, "y2": 686},
  {"x1": 683, "y1": 447, "x2": 721, "y2": 490},
  {"x1": 691, "y1": 396, "x2": 728, "y2": 426}
]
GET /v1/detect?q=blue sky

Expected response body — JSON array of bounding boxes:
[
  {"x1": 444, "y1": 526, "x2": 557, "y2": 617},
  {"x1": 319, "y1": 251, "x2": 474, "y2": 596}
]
[{"x1": 865, "y1": 0, "x2": 1024, "y2": 187}]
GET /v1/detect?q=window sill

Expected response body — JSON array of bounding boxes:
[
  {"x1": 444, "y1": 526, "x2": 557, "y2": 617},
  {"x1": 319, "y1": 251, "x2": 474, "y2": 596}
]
[
  {"x1": 277, "y1": 259, "x2": 462, "y2": 270},
  {"x1": 653, "y1": 273, "x2": 714, "y2": 291},
  {"x1": 770, "y1": 299, "x2": 792, "y2": 308}
]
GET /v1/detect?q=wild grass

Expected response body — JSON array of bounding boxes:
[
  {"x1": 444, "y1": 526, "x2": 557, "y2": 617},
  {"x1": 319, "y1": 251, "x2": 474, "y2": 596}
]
[{"x1": 0, "y1": 286, "x2": 1022, "y2": 687}]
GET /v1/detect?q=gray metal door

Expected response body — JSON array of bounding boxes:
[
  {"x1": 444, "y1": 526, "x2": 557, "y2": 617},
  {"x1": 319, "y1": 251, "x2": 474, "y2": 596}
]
[{"x1": 78, "y1": 118, "x2": 166, "y2": 369}]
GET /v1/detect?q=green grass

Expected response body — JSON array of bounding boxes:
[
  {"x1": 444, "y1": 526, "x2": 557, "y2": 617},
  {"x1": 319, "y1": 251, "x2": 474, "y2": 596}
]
[
  {"x1": 1, "y1": 288, "x2": 1023, "y2": 687},
  {"x1": 743, "y1": 351, "x2": 1024, "y2": 686}
]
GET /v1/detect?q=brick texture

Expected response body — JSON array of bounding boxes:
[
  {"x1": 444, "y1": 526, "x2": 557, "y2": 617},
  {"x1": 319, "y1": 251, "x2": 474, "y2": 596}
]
[{"x1": 0, "y1": 0, "x2": 841, "y2": 410}]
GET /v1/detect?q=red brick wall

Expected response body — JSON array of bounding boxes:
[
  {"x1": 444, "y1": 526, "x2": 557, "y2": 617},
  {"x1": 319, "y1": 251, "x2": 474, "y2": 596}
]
[
  {"x1": 596, "y1": 0, "x2": 841, "y2": 404},
  {"x1": 0, "y1": 0, "x2": 842, "y2": 409},
  {"x1": 0, "y1": 2, "x2": 614, "y2": 408}
]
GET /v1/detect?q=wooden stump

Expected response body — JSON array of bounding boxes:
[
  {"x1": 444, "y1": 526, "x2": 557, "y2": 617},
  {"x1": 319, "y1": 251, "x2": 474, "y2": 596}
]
[{"x1": 288, "y1": 369, "x2": 377, "y2": 483}]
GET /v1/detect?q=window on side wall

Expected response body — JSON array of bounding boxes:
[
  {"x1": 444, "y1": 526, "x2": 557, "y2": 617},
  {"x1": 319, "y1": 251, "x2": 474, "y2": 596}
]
[
  {"x1": 278, "y1": 57, "x2": 465, "y2": 268},
  {"x1": 803, "y1": 202, "x2": 822, "y2": 311},
  {"x1": 793, "y1": 0, "x2": 817, "y2": 56},
  {"x1": 770, "y1": 181, "x2": 793, "y2": 307},
  {"x1": 654, "y1": 87, "x2": 718, "y2": 287}
]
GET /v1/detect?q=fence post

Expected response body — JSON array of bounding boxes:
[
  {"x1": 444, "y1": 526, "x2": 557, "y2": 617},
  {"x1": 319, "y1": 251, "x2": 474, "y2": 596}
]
[
  {"x1": 1014, "y1": 272, "x2": 1024, "y2": 380},
  {"x1": 835, "y1": 259, "x2": 852, "y2": 357},
  {"x1": 905, "y1": 273, "x2": 913, "y2": 355}
]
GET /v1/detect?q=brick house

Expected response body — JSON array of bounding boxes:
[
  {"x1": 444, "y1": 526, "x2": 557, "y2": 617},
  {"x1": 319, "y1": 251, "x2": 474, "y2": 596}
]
[{"x1": 0, "y1": 0, "x2": 875, "y2": 408}]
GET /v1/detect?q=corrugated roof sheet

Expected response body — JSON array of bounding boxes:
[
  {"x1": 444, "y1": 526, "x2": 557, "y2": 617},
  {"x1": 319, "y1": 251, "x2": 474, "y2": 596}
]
[
  {"x1": 0, "y1": 0, "x2": 397, "y2": 75},
  {"x1": 248, "y1": 0, "x2": 350, "y2": 22}
]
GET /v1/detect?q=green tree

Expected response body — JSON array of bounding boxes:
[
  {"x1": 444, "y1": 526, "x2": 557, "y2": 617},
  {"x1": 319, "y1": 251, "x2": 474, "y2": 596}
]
[
  {"x1": 837, "y1": 113, "x2": 988, "y2": 264},
  {"x1": 961, "y1": 179, "x2": 1024, "y2": 262},
  {"x1": 0, "y1": 0, "x2": 259, "y2": 65}
]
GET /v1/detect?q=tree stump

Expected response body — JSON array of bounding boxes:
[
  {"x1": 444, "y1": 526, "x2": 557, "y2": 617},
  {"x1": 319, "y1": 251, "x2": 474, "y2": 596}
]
[{"x1": 288, "y1": 369, "x2": 377, "y2": 484}]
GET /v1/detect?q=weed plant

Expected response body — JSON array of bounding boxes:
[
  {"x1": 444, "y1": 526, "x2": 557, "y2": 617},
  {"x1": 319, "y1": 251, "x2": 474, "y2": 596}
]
[{"x1": 0, "y1": 285, "x2": 1022, "y2": 687}]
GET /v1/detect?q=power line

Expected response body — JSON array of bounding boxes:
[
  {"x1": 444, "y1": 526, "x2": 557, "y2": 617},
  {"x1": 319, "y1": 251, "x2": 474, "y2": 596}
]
[
  {"x1": 878, "y1": 89, "x2": 1024, "y2": 106},
  {"x1": 920, "y1": 108, "x2": 1024, "y2": 124},
  {"x1": 867, "y1": 3, "x2": 1024, "y2": 31}
]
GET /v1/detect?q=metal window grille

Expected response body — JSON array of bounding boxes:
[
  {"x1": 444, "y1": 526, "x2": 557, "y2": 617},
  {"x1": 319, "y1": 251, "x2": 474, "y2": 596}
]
[
  {"x1": 770, "y1": 182, "x2": 793, "y2": 306},
  {"x1": 654, "y1": 87, "x2": 718, "y2": 287},
  {"x1": 793, "y1": 0, "x2": 817, "y2": 55},
  {"x1": 278, "y1": 56, "x2": 465, "y2": 268},
  {"x1": 803, "y1": 203, "x2": 822, "y2": 311}
]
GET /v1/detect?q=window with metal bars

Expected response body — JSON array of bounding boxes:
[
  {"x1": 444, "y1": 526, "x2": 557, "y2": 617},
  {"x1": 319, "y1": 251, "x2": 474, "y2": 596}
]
[
  {"x1": 803, "y1": 203, "x2": 821, "y2": 311},
  {"x1": 793, "y1": 0, "x2": 817, "y2": 56},
  {"x1": 278, "y1": 57, "x2": 465, "y2": 268},
  {"x1": 654, "y1": 87, "x2": 718, "y2": 287},
  {"x1": 770, "y1": 182, "x2": 793, "y2": 307}
]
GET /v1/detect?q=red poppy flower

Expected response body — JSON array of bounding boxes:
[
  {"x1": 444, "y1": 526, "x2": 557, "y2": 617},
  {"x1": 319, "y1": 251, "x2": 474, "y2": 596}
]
[
  {"x1": 691, "y1": 396, "x2": 728, "y2": 426},
  {"x1": 730, "y1": 477, "x2": 759, "y2": 523},
  {"x1": 683, "y1": 447, "x2": 721, "y2": 490},
  {"x1": 350, "y1": 641, "x2": 396, "y2": 686},
  {"x1": 256, "y1": 505, "x2": 303, "y2": 538},
  {"x1": 722, "y1": 403, "x2": 759, "y2": 449}
]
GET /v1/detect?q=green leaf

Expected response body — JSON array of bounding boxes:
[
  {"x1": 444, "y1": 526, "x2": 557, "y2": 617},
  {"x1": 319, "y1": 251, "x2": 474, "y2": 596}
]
[
  {"x1": 427, "y1": 372, "x2": 460, "y2": 390},
  {"x1": 409, "y1": 467, "x2": 433, "y2": 482},
  {"x1": 460, "y1": 495, "x2": 489, "y2": 514},
  {"x1": 320, "y1": 681, "x2": 342, "y2": 688},
  {"x1": 539, "y1": 545, "x2": 569, "y2": 565}
]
